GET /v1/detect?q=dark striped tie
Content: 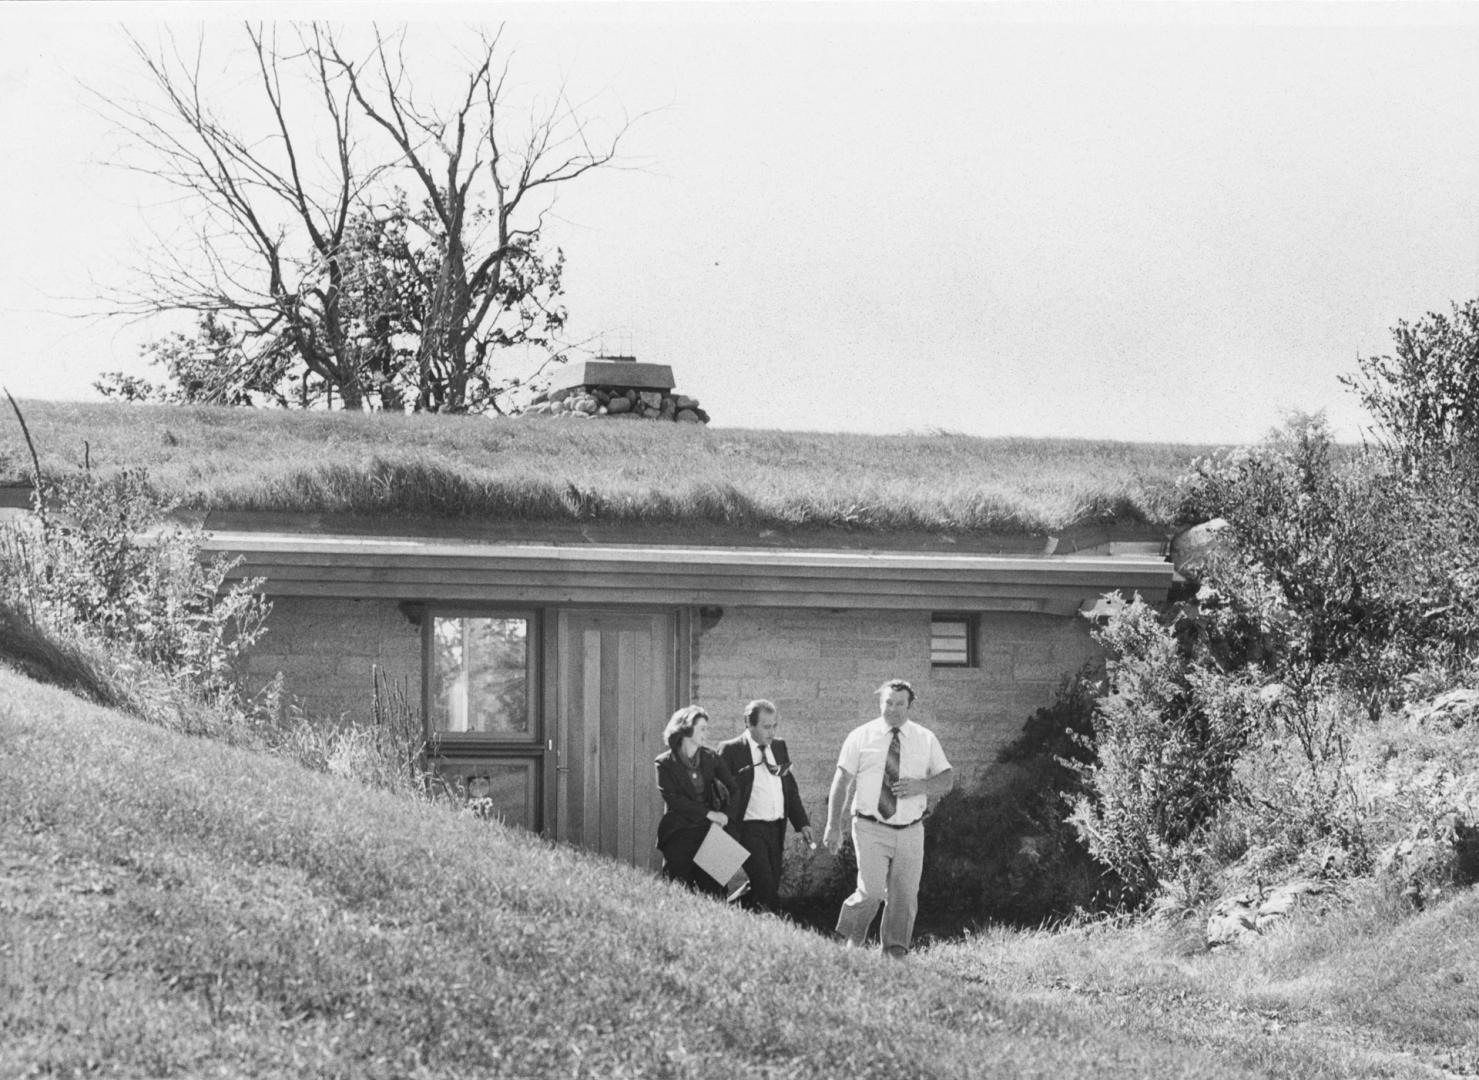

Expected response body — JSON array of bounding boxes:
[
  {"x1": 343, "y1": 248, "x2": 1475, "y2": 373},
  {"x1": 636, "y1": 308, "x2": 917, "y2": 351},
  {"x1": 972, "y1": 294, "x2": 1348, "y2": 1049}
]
[{"x1": 876, "y1": 727, "x2": 902, "y2": 819}]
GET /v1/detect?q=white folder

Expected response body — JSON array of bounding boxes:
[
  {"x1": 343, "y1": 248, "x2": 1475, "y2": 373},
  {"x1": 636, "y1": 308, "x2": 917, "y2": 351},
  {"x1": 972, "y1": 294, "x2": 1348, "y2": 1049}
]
[{"x1": 693, "y1": 823, "x2": 750, "y2": 887}]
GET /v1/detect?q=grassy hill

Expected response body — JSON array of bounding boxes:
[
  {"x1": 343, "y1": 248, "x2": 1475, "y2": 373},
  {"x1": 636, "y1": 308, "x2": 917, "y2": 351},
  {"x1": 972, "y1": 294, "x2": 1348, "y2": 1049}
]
[
  {"x1": 0, "y1": 400, "x2": 1205, "y2": 539},
  {"x1": 3, "y1": 661, "x2": 1474, "y2": 1079}
]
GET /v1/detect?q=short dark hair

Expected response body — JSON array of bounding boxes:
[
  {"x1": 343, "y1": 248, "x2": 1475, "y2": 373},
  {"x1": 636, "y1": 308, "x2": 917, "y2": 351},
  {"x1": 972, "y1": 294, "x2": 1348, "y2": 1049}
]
[
  {"x1": 663, "y1": 704, "x2": 709, "y2": 754},
  {"x1": 876, "y1": 678, "x2": 916, "y2": 706},
  {"x1": 744, "y1": 699, "x2": 776, "y2": 726}
]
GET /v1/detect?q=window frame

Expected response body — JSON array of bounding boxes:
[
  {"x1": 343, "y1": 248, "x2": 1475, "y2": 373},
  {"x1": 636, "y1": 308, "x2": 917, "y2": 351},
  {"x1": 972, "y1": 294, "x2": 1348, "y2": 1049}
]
[
  {"x1": 929, "y1": 612, "x2": 978, "y2": 668},
  {"x1": 421, "y1": 606, "x2": 543, "y2": 747},
  {"x1": 430, "y1": 756, "x2": 541, "y2": 832}
]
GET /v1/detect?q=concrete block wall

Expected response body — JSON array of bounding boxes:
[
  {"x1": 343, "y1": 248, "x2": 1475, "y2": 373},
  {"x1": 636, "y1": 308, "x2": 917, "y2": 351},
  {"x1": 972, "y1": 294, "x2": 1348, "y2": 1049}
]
[
  {"x1": 691, "y1": 606, "x2": 1101, "y2": 827},
  {"x1": 241, "y1": 596, "x2": 422, "y2": 722},
  {"x1": 241, "y1": 597, "x2": 1100, "y2": 835}
]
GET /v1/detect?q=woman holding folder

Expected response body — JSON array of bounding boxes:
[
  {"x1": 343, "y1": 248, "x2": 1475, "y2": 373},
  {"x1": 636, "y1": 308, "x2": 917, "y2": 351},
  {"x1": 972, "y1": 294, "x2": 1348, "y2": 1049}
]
[{"x1": 654, "y1": 705, "x2": 744, "y2": 898}]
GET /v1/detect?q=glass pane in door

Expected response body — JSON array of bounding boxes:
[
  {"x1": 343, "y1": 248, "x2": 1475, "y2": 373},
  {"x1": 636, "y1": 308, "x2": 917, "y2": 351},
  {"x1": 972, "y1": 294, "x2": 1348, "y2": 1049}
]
[{"x1": 434, "y1": 758, "x2": 539, "y2": 832}]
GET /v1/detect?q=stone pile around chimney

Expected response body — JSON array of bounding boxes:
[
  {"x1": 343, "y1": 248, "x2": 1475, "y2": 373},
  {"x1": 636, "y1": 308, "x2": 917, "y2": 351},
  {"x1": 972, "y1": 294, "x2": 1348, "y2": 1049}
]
[{"x1": 523, "y1": 357, "x2": 710, "y2": 424}]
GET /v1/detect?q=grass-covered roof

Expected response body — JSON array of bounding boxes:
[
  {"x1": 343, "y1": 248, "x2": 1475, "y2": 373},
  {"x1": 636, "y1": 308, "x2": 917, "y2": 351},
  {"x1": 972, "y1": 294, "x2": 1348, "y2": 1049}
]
[{"x1": 1, "y1": 400, "x2": 1207, "y2": 544}]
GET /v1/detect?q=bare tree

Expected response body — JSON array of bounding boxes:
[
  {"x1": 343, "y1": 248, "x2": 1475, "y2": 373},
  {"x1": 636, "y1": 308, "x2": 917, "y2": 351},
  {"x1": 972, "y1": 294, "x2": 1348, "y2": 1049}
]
[
  {"x1": 103, "y1": 24, "x2": 376, "y2": 407},
  {"x1": 99, "y1": 22, "x2": 631, "y2": 413},
  {"x1": 323, "y1": 25, "x2": 627, "y2": 413}
]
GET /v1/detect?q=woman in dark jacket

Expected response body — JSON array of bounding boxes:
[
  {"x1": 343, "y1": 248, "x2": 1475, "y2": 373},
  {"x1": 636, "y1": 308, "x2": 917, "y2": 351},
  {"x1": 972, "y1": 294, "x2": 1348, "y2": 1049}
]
[{"x1": 654, "y1": 704, "x2": 738, "y2": 896}]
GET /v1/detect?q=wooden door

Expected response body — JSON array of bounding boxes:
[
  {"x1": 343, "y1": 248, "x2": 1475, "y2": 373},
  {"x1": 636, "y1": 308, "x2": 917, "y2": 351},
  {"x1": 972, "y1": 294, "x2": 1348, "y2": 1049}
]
[{"x1": 555, "y1": 610, "x2": 674, "y2": 870}]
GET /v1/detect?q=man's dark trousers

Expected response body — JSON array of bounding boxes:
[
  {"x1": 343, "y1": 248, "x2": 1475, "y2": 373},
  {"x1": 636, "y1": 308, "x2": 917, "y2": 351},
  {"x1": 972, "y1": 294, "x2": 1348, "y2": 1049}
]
[{"x1": 738, "y1": 818, "x2": 787, "y2": 912}]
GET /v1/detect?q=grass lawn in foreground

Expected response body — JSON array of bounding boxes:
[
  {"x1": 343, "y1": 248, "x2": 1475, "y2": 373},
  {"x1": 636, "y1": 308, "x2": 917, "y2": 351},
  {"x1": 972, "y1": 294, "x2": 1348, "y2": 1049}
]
[
  {"x1": 1, "y1": 664, "x2": 1466, "y2": 1080},
  {"x1": 930, "y1": 891, "x2": 1479, "y2": 1078},
  {"x1": 0, "y1": 400, "x2": 1206, "y2": 536}
]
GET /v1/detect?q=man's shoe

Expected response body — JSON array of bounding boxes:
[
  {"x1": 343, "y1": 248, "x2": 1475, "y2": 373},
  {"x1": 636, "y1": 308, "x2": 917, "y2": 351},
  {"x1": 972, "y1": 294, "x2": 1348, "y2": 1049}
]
[{"x1": 726, "y1": 880, "x2": 751, "y2": 904}]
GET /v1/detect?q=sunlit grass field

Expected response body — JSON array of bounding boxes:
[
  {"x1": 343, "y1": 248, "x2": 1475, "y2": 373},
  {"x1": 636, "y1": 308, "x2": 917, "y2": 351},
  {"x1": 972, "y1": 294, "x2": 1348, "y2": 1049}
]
[
  {"x1": 4, "y1": 661, "x2": 1474, "y2": 1079},
  {"x1": 931, "y1": 892, "x2": 1479, "y2": 1078},
  {"x1": 0, "y1": 400, "x2": 1210, "y2": 536}
]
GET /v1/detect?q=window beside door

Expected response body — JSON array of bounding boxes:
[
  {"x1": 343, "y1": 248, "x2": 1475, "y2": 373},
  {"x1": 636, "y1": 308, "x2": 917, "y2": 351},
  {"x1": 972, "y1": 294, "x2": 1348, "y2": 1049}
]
[
  {"x1": 429, "y1": 614, "x2": 535, "y2": 739},
  {"x1": 424, "y1": 609, "x2": 544, "y2": 833}
]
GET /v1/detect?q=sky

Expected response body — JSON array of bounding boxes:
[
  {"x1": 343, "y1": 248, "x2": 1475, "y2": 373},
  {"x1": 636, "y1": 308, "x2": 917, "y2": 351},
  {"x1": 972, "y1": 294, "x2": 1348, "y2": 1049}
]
[{"x1": 2, "y1": 2, "x2": 1478, "y2": 443}]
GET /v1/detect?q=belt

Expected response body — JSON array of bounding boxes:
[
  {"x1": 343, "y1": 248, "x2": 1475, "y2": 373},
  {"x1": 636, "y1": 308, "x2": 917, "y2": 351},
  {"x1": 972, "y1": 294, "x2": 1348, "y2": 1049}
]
[{"x1": 855, "y1": 812, "x2": 921, "y2": 830}]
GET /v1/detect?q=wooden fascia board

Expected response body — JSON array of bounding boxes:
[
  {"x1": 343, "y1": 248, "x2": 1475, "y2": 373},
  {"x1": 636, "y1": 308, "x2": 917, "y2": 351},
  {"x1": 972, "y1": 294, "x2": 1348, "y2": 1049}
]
[
  {"x1": 227, "y1": 563, "x2": 1167, "y2": 600},
  {"x1": 206, "y1": 534, "x2": 1171, "y2": 580},
  {"x1": 231, "y1": 579, "x2": 1096, "y2": 615},
  {"x1": 219, "y1": 550, "x2": 1171, "y2": 588},
  {"x1": 208, "y1": 532, "x2": 1173, "y2": 610}
]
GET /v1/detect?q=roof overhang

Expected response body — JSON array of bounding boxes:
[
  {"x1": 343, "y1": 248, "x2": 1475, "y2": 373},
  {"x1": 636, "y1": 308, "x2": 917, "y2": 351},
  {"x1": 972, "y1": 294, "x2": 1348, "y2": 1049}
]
[{"x1": 206, "y1": 531, "x2": 1175, "y2": 616}]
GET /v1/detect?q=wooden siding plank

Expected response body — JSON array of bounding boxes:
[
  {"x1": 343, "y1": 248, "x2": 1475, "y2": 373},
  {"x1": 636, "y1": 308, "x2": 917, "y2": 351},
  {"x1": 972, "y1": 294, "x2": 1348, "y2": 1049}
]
[
  {"x1": 582, "y1": 627, "x2": 603, "y2": 851},
  {"x1": 649, "y1": 615, "x2": 673, "y2": 873},
  {"x1": 634, "y1": 623, "x2": 660, "y2": 874},
  {"x1": 615, "y1": 628, "x2": 637, "y2": 866},
  {"x1": 598, "y1": 629, "x2": 621, "y2": 859}
]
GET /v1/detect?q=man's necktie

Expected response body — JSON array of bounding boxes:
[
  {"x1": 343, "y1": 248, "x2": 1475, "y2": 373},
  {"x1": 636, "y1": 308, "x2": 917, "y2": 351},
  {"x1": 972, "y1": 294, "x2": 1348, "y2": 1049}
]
[{"x1": 876, "y1": 727, "x2": 902, "y2": 819}]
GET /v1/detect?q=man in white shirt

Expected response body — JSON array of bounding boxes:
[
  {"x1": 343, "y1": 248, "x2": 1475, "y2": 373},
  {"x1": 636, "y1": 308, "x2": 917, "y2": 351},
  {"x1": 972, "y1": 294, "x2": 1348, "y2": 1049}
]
[
  {"x1": 823, "y1": 679, "x2": 953, "y2": 957},
  {"x1": 718, "y1": 700, "x2": 815, "y2": 913}
]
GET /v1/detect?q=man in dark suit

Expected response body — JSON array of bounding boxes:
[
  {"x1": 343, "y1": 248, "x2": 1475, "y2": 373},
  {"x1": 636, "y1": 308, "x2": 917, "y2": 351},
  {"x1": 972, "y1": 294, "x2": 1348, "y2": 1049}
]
[{"x1": 718, "y1": 699, "x2": 814, "y2": 913}]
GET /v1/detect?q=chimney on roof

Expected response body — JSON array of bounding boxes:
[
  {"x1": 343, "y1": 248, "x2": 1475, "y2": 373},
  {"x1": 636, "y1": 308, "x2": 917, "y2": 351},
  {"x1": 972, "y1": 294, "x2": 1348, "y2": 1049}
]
[{"x1": 524, "y1": 355, "x2": 709, "y2": 424}]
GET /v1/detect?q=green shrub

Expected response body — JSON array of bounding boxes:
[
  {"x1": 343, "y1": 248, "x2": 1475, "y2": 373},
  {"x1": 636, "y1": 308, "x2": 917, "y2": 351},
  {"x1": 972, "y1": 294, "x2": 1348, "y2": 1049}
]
[
  {"x1": 1181, "y1": 414, "x2": 1479, "y2": 708},
  {"x1": 1068, "y1": 599, "x2": 1261, "y2": 904},
  {"x1": 1068, "y1": 307, "x2": 1479, "y2": 911},
  {"x1": 1163, "y1": 411, "x2": 1479, "y2": 893},
  {"x1": 1217, "y1": 685, "x2": 1371, "y2": 884},
  {"x1": 1340, "y1": 298, "x2": 1479, "y2": 473}
]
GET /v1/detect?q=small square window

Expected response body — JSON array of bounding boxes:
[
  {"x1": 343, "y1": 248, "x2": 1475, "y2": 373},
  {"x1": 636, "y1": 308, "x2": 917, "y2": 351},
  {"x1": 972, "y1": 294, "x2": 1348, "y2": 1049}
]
[{"x1": 930, "y1": 615, "x2": 976, "y2": 667}]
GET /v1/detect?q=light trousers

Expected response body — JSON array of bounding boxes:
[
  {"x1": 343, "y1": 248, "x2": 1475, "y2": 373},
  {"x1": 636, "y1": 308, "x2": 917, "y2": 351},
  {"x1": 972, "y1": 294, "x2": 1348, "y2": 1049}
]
[{"x1": 835, "y1": 816, "x2": 924, "y2": 954}]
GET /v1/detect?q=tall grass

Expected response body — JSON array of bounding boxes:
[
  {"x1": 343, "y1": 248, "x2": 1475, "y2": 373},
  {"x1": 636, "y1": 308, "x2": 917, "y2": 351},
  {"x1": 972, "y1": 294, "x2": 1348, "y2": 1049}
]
[
  {"x1": 2, "y1": 400, "x2": 1206, "y2": 535},
  {"x1": 252, "y1": 666, "x2": 431, "y2": 796}
]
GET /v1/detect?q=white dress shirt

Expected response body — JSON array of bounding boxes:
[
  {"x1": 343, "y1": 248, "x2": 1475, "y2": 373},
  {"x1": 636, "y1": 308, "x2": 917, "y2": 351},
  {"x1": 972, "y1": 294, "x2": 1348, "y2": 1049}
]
[
  {"x1": 837, "y1": 718, "x2": 950, "y2": 826},
  {"x1": 743, "y1": 729, "x2": 785, "y2": 822}
]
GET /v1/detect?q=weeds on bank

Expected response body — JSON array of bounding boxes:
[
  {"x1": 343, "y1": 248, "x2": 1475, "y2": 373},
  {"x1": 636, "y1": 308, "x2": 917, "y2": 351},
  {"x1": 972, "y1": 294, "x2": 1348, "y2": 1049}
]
[{"x1": 0, "y1": 455, "x2": 431, "y2": 796}]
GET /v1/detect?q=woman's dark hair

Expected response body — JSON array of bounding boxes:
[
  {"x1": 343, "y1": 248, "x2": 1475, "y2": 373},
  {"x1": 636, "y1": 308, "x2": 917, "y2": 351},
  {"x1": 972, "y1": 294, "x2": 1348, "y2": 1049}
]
[{"x1": 663, "y1": 704, "x2": 709, "y2": 754}]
